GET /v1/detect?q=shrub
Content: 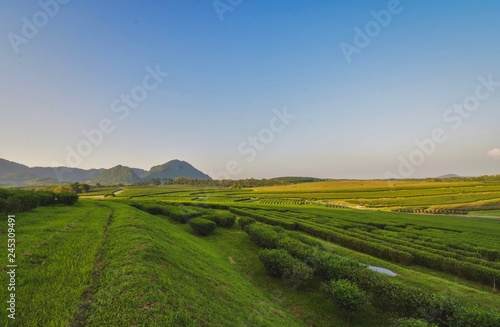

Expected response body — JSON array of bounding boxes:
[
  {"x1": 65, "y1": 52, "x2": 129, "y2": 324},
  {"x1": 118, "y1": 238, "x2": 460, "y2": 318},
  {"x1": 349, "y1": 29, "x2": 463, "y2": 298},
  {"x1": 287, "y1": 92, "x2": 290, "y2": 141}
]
[
  {"x1": 140, "y1": 204, "x2": 164, "y2": 215},
  {"x1": 205, "y1": 210, "x2": 236, "y2": 228},
  {"x1": 277, "y1": 236, "x2": 315, "y2": 262},
  {"x1": 390, "y1": 318, "x2": 437, "y2": 327},
  {"x1": 164, "y1": 205, "x2": 202, "y2": 223},
  {"x1": 238, "y1": 216, "x2": 256, "y2": 230},
  {"x1": 448, "y1": 304, "x2": 500, "y2": 327},
  {"x1": 189, "y1": 218, "x2": 216, "y2": 236},
  {"x1": 283, "y1": 258, "x2": 314, "y2": 289},
  {"x1": 322, "y1": 279, "x2": 369, "y2": 322},
  {"x1": 57, "y1": 192, "x2": 79, "y2": 206},
  {"x1": 259, "y1": 249, "x2": 313, "y2": 289},
  {"x1": 0, "y1": 198, "x2": 6, "y2": 213},
  {"x1": 286, "y1": 230, "x2": 324, "y2": 248},
  {"x1": 37, "y1": 191, "x2": 56, "y2": 206},
  {"x1": 245, "y1": 224, "x2": 281, "y2": 249},
  {"x1": 259, "y1": 249, "x2": 292, "y2": 277},
  {"x1": 315, "y1": 252, "x2": 361, "y2": 281}
]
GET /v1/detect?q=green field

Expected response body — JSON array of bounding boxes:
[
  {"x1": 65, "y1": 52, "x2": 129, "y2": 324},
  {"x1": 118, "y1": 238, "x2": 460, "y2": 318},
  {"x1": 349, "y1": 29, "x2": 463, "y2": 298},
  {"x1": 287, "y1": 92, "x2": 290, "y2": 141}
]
[{"x1": 1, "y1": 179, "x2": 500, "y2": 326}]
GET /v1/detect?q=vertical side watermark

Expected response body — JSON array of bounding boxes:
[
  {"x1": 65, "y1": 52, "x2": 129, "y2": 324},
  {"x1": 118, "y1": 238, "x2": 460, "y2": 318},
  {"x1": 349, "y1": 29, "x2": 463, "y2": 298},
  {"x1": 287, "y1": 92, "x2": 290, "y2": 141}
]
[{"x1": 6, "y1": 215, "x2": 17, "y2": 320}]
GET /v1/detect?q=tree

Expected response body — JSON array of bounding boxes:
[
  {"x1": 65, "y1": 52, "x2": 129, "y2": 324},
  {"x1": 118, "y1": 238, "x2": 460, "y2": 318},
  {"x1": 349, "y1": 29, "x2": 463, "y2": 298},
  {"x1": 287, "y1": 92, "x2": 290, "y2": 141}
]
[
  {"x1": 148, "y1": 178, "x2": 161, "y2": 186},
  {"x1": 163, "y1": 178, "x2": 174, "y2": 185},
  {"x1": 69, "y1": 182, "x2": 90, "y2": 194}
]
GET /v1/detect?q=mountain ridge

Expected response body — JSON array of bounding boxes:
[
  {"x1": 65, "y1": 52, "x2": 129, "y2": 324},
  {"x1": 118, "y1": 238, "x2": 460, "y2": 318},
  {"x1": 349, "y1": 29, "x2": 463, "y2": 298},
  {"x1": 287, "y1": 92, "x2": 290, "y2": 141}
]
[{"x1": 0, "y1": 158, "x2": 211, "y2": 185}]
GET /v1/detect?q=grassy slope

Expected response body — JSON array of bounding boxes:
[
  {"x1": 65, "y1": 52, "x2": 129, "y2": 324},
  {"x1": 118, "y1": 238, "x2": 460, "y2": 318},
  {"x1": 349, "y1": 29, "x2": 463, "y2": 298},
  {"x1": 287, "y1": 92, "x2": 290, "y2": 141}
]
[
  {"x1": 3, "y1": 200, "x2": 388, "y2": 326},
  {"x1": 177, "y1": 221, "x2": 388, "y2": 327},
  {"x1": 0, "y1": 201, "x2": 111, "y2": 326},
  {"x1": 83, "y1": 202, "x2": 304, "y2": 326},
  {"x1": 86, "y1": 201, "x2": 387, "y2": 326}
]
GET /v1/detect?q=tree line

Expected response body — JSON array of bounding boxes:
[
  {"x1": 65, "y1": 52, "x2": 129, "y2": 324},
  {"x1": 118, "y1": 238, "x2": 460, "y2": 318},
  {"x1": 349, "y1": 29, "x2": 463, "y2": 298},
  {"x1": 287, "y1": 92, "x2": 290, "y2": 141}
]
[
  {"x1": 132, "y1": 177, "x2": 289, "y2": 188},
  {"x1": 425, "y1": 175, "x2": 500, "y2": 183}
]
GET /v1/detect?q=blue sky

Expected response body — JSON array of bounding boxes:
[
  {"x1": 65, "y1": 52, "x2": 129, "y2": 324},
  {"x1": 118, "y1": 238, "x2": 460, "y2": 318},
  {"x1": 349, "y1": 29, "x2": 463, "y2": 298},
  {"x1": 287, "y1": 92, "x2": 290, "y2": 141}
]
[{"x1": 1, "y1": 0, "x2": 500, "y2": 179}]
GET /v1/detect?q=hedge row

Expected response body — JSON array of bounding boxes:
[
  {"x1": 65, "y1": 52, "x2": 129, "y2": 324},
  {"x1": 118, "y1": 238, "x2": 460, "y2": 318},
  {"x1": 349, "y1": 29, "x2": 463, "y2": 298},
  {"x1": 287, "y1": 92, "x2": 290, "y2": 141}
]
[
  {"x1": 244, "y1": 222, "x2": 500, "y2": 326},
  {"x1": 322, "y1": 279, "x2": 369, "y2": 322},
  {"x1": 390, "y1": 318, "x2": 437, "y2": 327},
  {"x1": 238, "y1": 217, "x2": 256, "y2": 230},
  {"x1": 297, "y1": 222, "x2": 414, "y2": 265},
  {"x1": 354, "y1": 229, "x2": 500, "y2": 271},
  {"x1": 259, "y1": 249, "x2": 313, "y2": 289},
  {"x1": 235, "y1": 208, "x2": 413, "y2": 265},
  {"x1": 230, "y1": 208, "x2": 298, "y2": 229},
  {"x1": 203, "y1": 210, "x2": 236, "y2": 228},
  {"x1": 189, "y1": 218, "x2": 216, "y2": 236},
  {"x1": 0, "y1": 189, "x2": 77, "y2": 214},
  {"x1": 394, "y1": 209, "x2": 468, "y2": 215},
  {"x1": 130, "y1": 203, "x2": 202, "y2": 223},
  {"x1": 371, "y1": 229, "x2": 491, "y2": 262},
  {"x1": 234, "y1": 207, "x2": 500, "y2": 286}
]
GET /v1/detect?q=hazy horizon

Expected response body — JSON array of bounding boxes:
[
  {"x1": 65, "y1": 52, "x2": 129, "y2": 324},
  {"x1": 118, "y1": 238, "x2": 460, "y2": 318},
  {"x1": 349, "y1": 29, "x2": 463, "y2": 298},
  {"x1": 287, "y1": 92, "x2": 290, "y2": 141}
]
[
  {"x1": 2, "y1": 1, "x2": 500, "y2": 179},
  {"x1": 0, "y1": 156, "x2": 486, "y2": 182}
]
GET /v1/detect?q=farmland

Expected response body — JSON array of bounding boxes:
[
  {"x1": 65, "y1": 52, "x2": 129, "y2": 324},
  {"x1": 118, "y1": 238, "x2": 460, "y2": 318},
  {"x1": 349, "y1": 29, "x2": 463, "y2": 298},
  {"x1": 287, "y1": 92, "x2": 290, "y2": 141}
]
[{"x1": 1, "y1": 179, "x2": 500, "y2": 326}]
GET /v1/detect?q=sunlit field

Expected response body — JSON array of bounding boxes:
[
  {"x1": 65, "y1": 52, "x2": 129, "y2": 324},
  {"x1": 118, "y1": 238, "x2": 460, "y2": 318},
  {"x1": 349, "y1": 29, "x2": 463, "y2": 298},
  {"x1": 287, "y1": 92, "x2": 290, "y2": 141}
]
[{"x1": 3, "y1": 180, "x2": 498, "y2": 326}]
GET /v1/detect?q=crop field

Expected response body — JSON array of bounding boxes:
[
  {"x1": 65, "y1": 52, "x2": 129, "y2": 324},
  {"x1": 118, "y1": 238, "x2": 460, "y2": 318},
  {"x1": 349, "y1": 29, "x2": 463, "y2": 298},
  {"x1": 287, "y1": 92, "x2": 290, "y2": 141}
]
[
  {"x1": 115, "y1": 180, "x2": 500, "y2": 213},
  {"x1": 2, "y1": 179, "x2": 500, "y2": 326},
  {"x1": 79, "y1": 188, "x2": 122, "y2": 197}
]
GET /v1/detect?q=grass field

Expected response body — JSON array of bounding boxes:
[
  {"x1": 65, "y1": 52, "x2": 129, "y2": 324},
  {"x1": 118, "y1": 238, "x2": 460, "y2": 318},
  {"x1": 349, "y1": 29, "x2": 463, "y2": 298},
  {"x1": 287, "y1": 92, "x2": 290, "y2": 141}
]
[
  {"x1": 115, "y1": 180, "x2": 500, "y2": 212},
  {"x1": 0, "y1": 200, "x2": 388, "y2": 326},
  {"x1": 1, "y1": 179, "x2": 500, "y2": 326}
]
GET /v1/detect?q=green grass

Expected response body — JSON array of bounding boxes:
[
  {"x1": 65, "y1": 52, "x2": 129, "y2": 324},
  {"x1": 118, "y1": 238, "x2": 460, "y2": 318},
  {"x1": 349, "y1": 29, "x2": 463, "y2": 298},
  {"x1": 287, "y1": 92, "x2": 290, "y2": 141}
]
[
  {"x1": 82, "y1": 202, "x2": 301, "y2": 326},
  {"x1": 82, "y1": 188, "x2": 122, "y2": 196},
  {"x1": 113, "y1": 179, "x2": 500, "y2": 211},
  {"x1": 0, "y1": 201, "x2": 110, "y2": 326},
  {"x1": 2, "y1": 200, "x2": 388, "y2": 326},
  {"x1": 469, "y1": 210, "x2": 500, "y2": 217},
  {"x1": 3, "y1": 180, "x2": 500, "y2": 326}
]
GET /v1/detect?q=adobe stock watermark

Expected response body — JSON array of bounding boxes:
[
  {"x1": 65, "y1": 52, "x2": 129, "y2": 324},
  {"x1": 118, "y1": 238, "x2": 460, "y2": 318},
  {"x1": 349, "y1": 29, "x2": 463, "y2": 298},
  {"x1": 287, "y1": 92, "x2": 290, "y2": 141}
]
[
  {"x1": 384, "y1": 74, "x2": 500, "y2": 179},
  {"x1": 213, "y1": 0, "x2": 243, "y2": 22},
  {"x1": 7, "y1": 0, "x2": 71, "y2": 55},
  {"x1": 51, "y1": 65, "x2": 169, "y2": 181},
  {"x1": 210, "y1": 107, "x2": 295, "y2": 179},
  {"x1": 6, "y1": 215, "x2": 17, "y2": 320},
  {"x1": 340, "y1": 0, "x2": 413, "y2": 64}
]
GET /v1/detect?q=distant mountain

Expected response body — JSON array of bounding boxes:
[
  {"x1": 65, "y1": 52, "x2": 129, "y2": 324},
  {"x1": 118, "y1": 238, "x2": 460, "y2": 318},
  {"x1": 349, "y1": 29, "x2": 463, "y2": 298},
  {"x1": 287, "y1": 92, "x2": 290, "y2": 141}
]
[
  {"x1": 437, "y1": 174, "x2": 461, "y2": 179},
  {"x1": 131, "y1": 168, "x2": 149, "y2": 179},
  {"x1": 0, "y1": 158, "x2": 211, "y2": 185},
  {"x1": 29, "y1": 166, "x2": 102, "y2": 182},
  {"x1": 0, "y1": 172, "x2": 39, "y2": 183},
  {"x1": 94, "y1": 165, "x2": 141, "y2": 185},
  {"x1": 0, "y1": 158, "x2": 29, "y2": 176},
  {"x1": 146, "y1": 160, "x2": 211, "y2": 180}
]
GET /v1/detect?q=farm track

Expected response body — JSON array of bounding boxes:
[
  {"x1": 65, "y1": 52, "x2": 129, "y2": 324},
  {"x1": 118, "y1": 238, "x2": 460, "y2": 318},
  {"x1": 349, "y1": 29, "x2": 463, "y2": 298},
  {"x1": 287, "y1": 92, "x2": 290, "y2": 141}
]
[{"x1": 70, "y1": 205, "x2": 114, "y2": 327}]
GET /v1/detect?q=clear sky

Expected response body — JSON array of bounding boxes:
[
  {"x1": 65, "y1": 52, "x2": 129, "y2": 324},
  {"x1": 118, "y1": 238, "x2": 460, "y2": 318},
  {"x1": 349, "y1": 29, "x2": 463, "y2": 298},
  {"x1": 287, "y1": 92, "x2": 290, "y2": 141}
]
[{"x1": 1, "y1": 0, "x2": 500, "y2": 179}]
